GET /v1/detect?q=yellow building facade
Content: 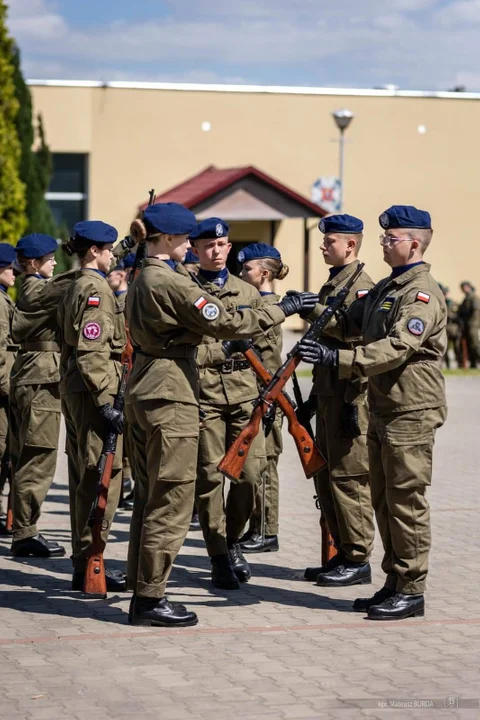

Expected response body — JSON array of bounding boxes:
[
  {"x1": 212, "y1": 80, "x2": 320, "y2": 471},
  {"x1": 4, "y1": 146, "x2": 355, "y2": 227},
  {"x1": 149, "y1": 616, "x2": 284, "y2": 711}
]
[{"x1": 30, "y1": 80, "x2": 480, "y2": 309}]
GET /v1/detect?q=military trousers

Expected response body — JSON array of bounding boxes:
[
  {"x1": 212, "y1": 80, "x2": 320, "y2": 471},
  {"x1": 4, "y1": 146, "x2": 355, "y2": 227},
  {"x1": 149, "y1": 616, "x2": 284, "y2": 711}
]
[
  {"x1": 0, "y1": 396, "x2": 10, "y2": 515},
  {"x1": 126, "y1": 399, "x2": 198, "y2": 598},
  {"x1": 62, "y1": 391, "x2": 123, "y2": 572},
  {"x1": 314, "y1": 395, "x2": 374, "y2": 563},
  {"x1": 367, "y1": 406, "x2": 447, "y2": 595},
  {"x1": 196, "y1": 400, "x2": 266, "y2": 556},
  {"x1": 10, "y1": 384, "x2": 61, "y2": 541},
  {"x1": 250, "y1": 411, "x2": 283, "y2": 536}
]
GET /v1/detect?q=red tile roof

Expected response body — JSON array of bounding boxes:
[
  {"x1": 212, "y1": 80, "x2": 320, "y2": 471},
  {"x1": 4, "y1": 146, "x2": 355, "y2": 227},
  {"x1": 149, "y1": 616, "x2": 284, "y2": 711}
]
[{"x1": 138, "y1": 164, "x2": 326, "y2": 216}]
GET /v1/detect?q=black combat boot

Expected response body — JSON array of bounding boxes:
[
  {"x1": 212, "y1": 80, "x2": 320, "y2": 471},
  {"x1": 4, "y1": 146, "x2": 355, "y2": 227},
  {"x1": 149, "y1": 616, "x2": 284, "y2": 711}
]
[
  {"x1": 353, "y1": 586, "x2": 395, "y2": 612},
  {"x1": 11, "y1": 534, "x2": 66, "y2": 558},
  {"x1": 316, "y1": 561, "x2": 372, "y2": 587},
  {"x1": 304, "y1": 553, "x2": 344, "y2": 582},
  {"x1": 367, "y1": 592, "x2": 425, "y2": 620},
  {"x1": 130, "y1": 596, "x2": 198, "y2": 627},
  {"x1": 239, "y1": 532, "x2": 279, "y2": 553},
  {"x1": 228, "y1": 541, "x2": 252, "y2": 582},
  {"x1": 211, "y1": 554, "x2": 240, "y2": 589}
]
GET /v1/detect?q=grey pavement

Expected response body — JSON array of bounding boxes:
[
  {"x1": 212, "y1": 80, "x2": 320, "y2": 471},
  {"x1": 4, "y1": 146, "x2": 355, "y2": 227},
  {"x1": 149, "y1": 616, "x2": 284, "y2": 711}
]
[{"x1": 1, "y1": 364, "x2": 479, "y2": 719}]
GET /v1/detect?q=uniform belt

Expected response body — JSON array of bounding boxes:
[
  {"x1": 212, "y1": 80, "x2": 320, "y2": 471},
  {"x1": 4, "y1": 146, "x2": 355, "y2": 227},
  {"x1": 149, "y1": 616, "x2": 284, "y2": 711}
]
[
  {"x1": 219, "y1": 359, "x2": 251, "y2": 374},
  {"x1": 137, "y1": 346, "x2": 197, "y2": 360},
  {"x1": 7, "y1": 345, "x2": 19, "y2": 352},
  {"x1": 20, "y1": 341, "x2": 60, "y2": 352}
]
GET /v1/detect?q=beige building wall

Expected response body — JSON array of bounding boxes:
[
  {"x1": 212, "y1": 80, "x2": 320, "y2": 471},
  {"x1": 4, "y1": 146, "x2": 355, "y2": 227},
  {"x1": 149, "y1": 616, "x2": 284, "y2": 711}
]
[{"x1": 30, "y1": 82, "x2": 480, "y2": 301}]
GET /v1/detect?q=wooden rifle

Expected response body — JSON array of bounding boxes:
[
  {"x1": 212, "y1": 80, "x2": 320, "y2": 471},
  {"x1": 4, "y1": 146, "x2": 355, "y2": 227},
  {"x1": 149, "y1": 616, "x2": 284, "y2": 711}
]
[
  {"x1": 218, "y1": 263, "x2": 365, "y2": 481},
  {"x1": 84, "y1": 364, "x2": 129, "y2": 597}
]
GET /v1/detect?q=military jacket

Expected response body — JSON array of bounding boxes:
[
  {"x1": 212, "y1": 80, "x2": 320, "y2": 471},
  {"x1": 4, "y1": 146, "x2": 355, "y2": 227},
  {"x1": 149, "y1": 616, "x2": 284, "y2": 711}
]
[
  {"x1": 125, "y1": 258, "x2": 285, "y2": 406},
  {"x1": 11, "y1": 271, "x2": 77, "y2": 387},
  {"x1": 324, "y1": 263, "x2": 447, "y2": 415},
  {"x1": 195, "y1": 271, "x2": 262, "y2": 406},
  {"x1": 458, "y1": 292, "x2": 480, "y2": 332},
  {"x1": 253, "y1": 292, "x2": 282, "y2": 376},
  {"x1": 311, "y1": 260, "x2": 374, "y2": 403},
  {"x1": 0, "y1": 290, "x2": 16, "y2": 396},
  {"x1": 58, "y1": 269, "x2": 126, "y2": 406}
]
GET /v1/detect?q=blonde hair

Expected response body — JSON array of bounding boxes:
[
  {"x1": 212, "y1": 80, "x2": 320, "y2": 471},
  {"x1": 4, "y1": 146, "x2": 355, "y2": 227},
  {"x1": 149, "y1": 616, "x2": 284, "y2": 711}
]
[
  {"x1": 257, "y1": 257, "x2": 289, "y2": 281},
  {"x1": 413, "y1": 228, "x2": 433, "y2": 252}
]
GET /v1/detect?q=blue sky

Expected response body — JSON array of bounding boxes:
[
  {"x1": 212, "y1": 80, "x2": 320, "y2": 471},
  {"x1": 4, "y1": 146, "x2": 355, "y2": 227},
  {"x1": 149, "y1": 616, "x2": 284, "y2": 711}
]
[{"x1": 7, "y1": 0, "x2": 480, "y2": 90}]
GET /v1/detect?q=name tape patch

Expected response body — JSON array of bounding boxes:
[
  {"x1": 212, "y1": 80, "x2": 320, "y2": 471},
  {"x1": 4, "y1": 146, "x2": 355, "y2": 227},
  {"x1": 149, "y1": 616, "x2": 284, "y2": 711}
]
[
  {"x1": 407, "y1": 317, "x2": 424, "y2": 336},
  {"x1": 416, "y1": 292, "x2": 430, "y2": 304},
  {"x1": 83, "y1": 322, "x2": 102, "y2": 340}
]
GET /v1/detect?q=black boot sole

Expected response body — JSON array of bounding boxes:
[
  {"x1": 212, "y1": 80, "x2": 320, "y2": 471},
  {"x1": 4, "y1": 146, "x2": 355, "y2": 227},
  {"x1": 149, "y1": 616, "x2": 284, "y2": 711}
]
[
  {"x1": 316, "y1": 575, "x2": 372, "y2": 587},
  {"x1": 233, "y1": 571, "x2": 251, "y2": 583},
  {"x1": 129, "y1": 617, "x2": 199, "y2": 627},
  {"x1": 368, "y1": 608, "x2": 425, "y2": 621},
  {"x1": 240, "y1": 545, "x2": 279, "y2": 554},
  {"x1": 12, "y1": 548, "x2": 66, "y2": 558}
]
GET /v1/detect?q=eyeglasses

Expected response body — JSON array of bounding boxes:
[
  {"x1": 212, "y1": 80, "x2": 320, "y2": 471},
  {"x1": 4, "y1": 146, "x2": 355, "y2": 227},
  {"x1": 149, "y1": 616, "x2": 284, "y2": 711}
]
[{"x1": 379, "y1": 234, "x2": 413, "y2": 248}]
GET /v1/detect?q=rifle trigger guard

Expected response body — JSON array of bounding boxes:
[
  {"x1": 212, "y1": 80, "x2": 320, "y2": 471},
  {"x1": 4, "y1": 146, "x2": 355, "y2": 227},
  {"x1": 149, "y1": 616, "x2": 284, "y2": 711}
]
[{"x1": 101, "y1": 519, "x2": 109, "y2": 532}]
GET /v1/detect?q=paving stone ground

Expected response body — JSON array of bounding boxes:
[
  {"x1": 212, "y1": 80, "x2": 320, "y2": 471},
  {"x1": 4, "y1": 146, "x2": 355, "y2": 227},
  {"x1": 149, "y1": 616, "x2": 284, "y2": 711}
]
[{"x1": 1, "y1": 354, "x2": 479, "y2": 719}]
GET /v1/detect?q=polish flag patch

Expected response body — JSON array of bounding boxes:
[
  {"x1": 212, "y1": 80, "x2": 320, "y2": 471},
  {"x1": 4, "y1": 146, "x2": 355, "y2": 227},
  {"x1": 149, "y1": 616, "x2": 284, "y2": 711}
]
[
  {"x1": 194, "y1": 296, "x2": 208, "y2": 310},
  {"x1": 416, "y1": 292, "x2": 430, "y2": 304},
  {"x1": 356, "y1": 289, "x2": 369, "y2": 299},
  {"x1": 87, "y1": 296, "x2": 100, "y2": 307}
]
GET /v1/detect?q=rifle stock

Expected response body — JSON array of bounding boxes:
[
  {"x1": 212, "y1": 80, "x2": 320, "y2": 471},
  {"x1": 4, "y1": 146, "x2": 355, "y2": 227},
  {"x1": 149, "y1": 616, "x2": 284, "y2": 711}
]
[
  {"x1": 84, "y1": 364, "x2": 128, "y2": 597},
  {"x1": 219, "y1": 263, "x2": 365, "y2": 482},
  {"x1": 218, "y1": 343, "x2": 325, "y2": 481}
]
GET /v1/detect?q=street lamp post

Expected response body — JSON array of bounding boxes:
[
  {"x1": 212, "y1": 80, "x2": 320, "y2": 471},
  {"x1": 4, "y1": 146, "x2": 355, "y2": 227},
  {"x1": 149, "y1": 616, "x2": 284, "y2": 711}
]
[{"x1": 331, "y1": 109, "x2": 355, "y2": 212}]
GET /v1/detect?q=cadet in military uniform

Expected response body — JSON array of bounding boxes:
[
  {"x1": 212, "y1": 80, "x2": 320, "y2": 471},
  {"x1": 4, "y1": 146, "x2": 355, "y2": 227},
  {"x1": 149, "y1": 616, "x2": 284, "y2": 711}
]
[
  {"x1": 458, "y1": 281, "x2": 480, "y2": 368},
  {"x1": 189, "y1": 219, "x2": 273, "y2": 589},
  {"x1": 302, "y1": 215, "x2": 375, "y2": 587},
  {"x1": 0, "y1": 244, "x2": 17, "y2": 535},
  {"x1": 125, "y1": 203, "x2": 316, "y2": 627},
  {"x1": 58, "y1": 221, "x2": 127, "y2": 593},
  {"x1": 10, "y1": 234, "x2": 75, "y2": 557},
  {"x1": 438, "y1": 284, "x2": 460, "y2": 369},
  {"x1": 237, "y1": 243, "x2": 289, "y2": 554},
  {"x1": 299, "y1": 206, "x2": 447, "y2": 620}
]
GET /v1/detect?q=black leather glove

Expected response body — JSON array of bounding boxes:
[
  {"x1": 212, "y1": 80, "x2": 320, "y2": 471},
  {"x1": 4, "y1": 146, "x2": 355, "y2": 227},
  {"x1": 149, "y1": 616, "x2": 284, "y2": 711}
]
[
  {"x1": 340, "y1": 402, "x2": 361, "y2": 439},
  {"x1": 222, "y1": 340, "x2": 249, "y2": 358},
  {"x1": 99, "y1": 403, "x2": 125, "y2": 434},
  {"x1": 277, "y1": 292, "x2": 319, "y2": 318},
  {"x1": 297, "y1": 394, "x2": 316, "y2": 428},
  {"x1": 297, "y1": 338, "x2": 339, "y2": 366}
]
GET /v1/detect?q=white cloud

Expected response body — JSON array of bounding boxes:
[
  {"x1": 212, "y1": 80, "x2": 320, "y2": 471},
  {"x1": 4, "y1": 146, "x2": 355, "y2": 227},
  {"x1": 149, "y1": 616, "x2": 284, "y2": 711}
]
[{"x1": 6, "y1": 0, "x2": 480, "y2": 90}]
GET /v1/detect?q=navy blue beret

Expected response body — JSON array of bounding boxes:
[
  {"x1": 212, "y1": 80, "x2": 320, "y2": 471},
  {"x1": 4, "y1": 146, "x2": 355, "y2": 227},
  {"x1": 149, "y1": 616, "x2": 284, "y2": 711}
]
[
  {"x1": 74, "y1": 221, "x2": 118, "y2": 245},
  {"x1": 189, "y1": 217, "x2": 229, "y2": 241},
  {"x1": 0, "y1": 243, "x2": 16, "y2": 268},
  {"x1": 144, "y1": 203, "x2": 196, "y2": 236},
  {"x1": 379, "y1": 206, "x2": 431, "y2": 230},
  {"x1": 318, "y1": 214, "x2": 363, "y2": 234},
  {"x1": 183, "y1": 248, "x2": 200, "y2": 264},
  {"x1": 237, "y1": 243, "x2": 281, "y2": 264},
  {"x1": 15, "y1": 233, "x2": 58, "y2": 258}
]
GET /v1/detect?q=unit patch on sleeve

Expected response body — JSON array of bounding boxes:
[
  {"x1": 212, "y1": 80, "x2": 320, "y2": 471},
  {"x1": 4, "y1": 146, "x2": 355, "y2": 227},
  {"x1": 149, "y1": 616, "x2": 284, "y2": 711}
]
[
  {"x1": 194, "y1": 296, "x2": 208, "y2": 310},
  {"x1": 87, "y1": 296, "x2": 100, "y2": 307},
  {"x1": 416, "y1": 292, "x2": 430, "y2": 304},
  {"x1": 202, "y1": 303, "x2": 220, "y2": 321},
  {"x1": 356, "y1": 289, "x2": 369, "y2": 299},
  {"x1": 379, "y1": 296, "x2": 395, "y2": 312},
  {"x1": 83, "y1": 322, "x2": 102, "y2": 340},
  {"x1": 407, "y1": 317, "x2": 424, "y2": 336}
]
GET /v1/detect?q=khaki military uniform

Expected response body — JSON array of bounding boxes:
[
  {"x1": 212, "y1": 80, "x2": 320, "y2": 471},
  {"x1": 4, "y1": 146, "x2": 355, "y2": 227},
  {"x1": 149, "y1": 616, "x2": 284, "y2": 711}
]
[
  {"x1": 458, "y1": 291, "x2": 480, "y2": 367},
  {"x1": 10, "y1": 271, "x2": 76, "y2": 541},
  {"x1": 114, "y1": 290, "x2": 135, "y2": 490},
  {"x1": 249, "y1": 292, "x2": 283, "y2": 537},
  {"x1": 125, "y1": 259, "x2": 285, "y2": 598},
  {"x1": 312, "y1": 261, "x2": 375, "y2": 563},
  {"x1": 319, "y1": 263, "x2": 447, "y2": 594},
  {"x1": 0, "y1": 290, "x2": 17, "y2": 514},
  {"x1": 58, "y1": 269, "x2": 126, "y2": 572},
  {"x1": 195, "y1": 271, "x2": 267, "y2": 555}
]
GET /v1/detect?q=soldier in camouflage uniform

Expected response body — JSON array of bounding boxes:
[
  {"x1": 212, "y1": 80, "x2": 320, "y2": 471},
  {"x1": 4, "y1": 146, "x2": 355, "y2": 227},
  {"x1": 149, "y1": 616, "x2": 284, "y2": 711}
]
[
  {"x1": 236, "y1": 242, "x2": 289, "y2": 554},
  {"x1": 58, "y1": 221, "x2": 127, "y2": 594},
  {"x1": 299, "y1": 206, "x2": 447, "y2": 620},
  {"x1": 302, "y1": 215, "x2": 375, "y2": 587},
  {"x1": 458, "y1": 281, "x2": 480, "y2": 368},
  {"x1": 0, "y1": 244, "x2": 17, "y2": 536},
  {"x1": 10, "y1": 234, "x2": 76, "y2": 557},
  {"x1": 125, "y1": 203, "x2": 316, "y2": 627}
]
